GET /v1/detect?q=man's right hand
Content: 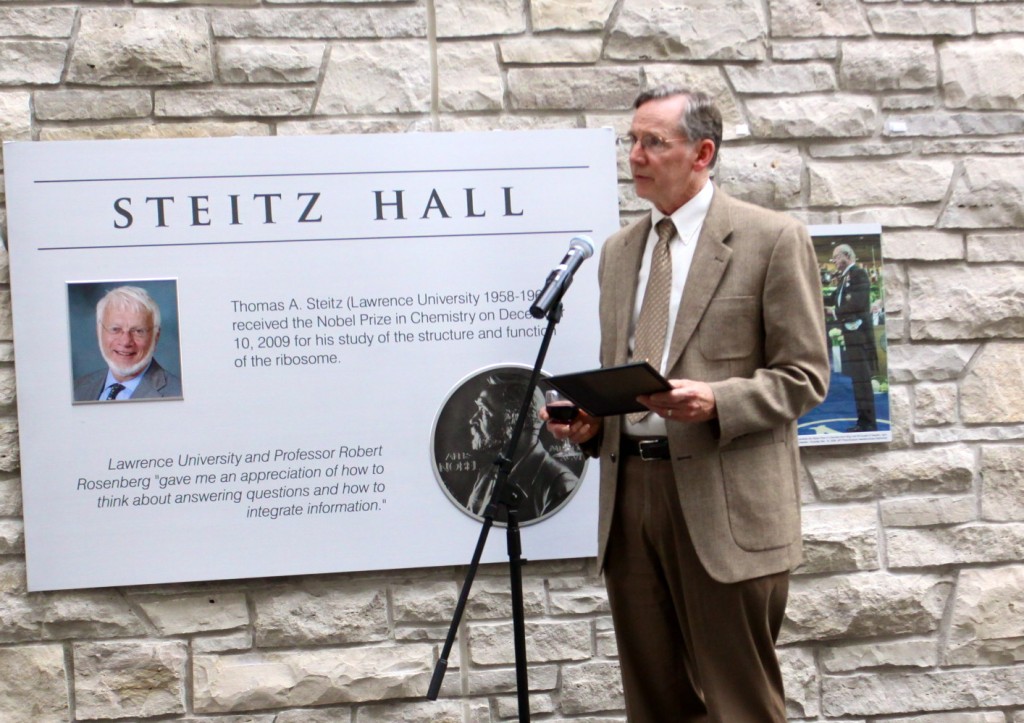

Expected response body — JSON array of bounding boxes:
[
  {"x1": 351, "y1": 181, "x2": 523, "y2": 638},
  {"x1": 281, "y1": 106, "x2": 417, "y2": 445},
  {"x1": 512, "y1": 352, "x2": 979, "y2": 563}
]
[{"x1": 541, "y1": 407, "x2": 602, "y2": 446}]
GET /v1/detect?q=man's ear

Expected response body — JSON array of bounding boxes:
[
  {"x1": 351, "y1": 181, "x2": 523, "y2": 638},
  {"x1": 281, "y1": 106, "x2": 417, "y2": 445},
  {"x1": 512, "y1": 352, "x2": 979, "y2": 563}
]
[{"x1": 693, "y1": 139, "x2": 716, "y2": 172}]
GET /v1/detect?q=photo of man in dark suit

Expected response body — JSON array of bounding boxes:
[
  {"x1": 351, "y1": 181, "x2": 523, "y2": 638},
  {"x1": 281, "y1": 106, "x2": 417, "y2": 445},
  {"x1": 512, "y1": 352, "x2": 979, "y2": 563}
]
[
  {"x1": 827, "y1": 243, "x2": 879, "y2": 432},
  {"x1": 72, "y1": 285, "x2": 183, "y2": 402},
  {"x1": 543, "y1": 86, "x2": 830, "y2": 721}
]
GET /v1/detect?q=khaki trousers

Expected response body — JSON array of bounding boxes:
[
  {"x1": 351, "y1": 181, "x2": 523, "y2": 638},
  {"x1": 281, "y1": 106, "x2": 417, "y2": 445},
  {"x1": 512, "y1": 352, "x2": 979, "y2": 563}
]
[{"x1": 604, "y1": 455, "x2": 789, "y2": 723}]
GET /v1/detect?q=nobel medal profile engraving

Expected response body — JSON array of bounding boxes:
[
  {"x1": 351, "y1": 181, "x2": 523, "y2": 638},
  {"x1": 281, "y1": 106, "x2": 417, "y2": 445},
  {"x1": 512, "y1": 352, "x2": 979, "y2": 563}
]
[{"x1": 431, "y1": 365, "x2": 586, "y2": 525}]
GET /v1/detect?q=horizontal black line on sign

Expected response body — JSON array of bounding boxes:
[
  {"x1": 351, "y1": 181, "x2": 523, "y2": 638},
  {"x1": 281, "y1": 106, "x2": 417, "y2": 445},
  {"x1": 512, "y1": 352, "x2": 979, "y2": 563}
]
[
  {"x1": 33, "y1": 166, "x2": 592, "y2": 185},
  {"x1": 38, "y1": 229, "x2": 594, "y2": 251}
]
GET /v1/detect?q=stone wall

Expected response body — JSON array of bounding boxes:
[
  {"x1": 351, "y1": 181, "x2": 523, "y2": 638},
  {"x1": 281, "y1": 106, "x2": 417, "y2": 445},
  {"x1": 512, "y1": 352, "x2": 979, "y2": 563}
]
[{"x1": 1, "y1": 0, "x2": 1023, "y2": 720}]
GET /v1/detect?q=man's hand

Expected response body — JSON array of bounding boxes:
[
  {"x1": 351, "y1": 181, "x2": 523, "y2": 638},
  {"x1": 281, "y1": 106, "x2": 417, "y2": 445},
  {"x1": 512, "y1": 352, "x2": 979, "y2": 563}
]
[
  {"x1": 541, "y1": 407, "x2": 603, "y2": 445},
  {"x1": 638, "y1": 379, "x2": 717, "y2": 423}
]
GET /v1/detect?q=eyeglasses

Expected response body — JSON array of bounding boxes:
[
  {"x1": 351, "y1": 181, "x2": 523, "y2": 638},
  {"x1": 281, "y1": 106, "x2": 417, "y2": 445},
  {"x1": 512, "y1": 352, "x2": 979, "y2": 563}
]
[
  {"x1": 617, "y1": 132, "x2": 690, "y2": 155},
  {"x1": 101, "y1": 325, "x2": 152, "y2": 340}
]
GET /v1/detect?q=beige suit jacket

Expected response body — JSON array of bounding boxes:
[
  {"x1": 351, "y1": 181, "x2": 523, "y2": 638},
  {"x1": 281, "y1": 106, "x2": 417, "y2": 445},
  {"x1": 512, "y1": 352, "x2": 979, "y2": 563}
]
[{"x1": 595, "y1": 187, "x2": 830, "y2": 583}]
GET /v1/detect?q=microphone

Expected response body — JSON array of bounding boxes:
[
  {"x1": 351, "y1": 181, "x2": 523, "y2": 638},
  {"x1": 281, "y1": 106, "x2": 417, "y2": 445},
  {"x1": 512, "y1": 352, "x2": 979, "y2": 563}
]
[{"x1": 529, "y1": 236, "x2": 595, "y2": 319}]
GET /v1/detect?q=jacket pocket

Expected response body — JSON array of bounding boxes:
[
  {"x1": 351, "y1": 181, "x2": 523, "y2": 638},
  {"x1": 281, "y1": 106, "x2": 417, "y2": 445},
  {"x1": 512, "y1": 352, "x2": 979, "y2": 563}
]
[
  {"x1": 697, "y1": 296, "x2": 758, "y2": 360},
  {"x1": 720, "y1": 439, "x2": 799, "y2": 551}
]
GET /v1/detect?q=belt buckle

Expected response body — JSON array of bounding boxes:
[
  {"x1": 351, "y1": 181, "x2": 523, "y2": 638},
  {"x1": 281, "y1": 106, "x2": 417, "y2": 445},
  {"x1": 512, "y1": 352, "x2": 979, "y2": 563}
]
[{"x1": 638, "y1": 439, "x2": 662, "y2": 461}]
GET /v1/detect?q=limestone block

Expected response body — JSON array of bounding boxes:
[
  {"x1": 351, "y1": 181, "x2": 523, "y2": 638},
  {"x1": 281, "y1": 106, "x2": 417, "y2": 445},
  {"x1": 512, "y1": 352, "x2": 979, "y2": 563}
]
[
  {"x1": 68, "y1": 9, "x2": 214, "y2": 86},
  {"x1": 946, "y1": 564, "x2": 1024, "y2": 664},
  {"x1": 37, "y1": 590, "x2": 147, "y2": 640},
  {"x1": 0, "y1": 291, "x2": 11, "y2": 342},
  {"x1": 253, "y1": 582, "x2": 388, "y2": 646},
  {"x1": 40, "y1": 121, "x2": 272, "y2": 141},
  {"x1": 279, "y1": 118, "x2": 432, "y2": 136},
  {"x1": 772, "y1": 39, "x2": 840, "y2": 61},
  {"x1": 192, "y1": 630, "x2": 253, "y2": 654},
  {"x1": 781, "y1": 572, "x2": 950, "y2": 644},
  {"x1": 0, "y1": 7, "x2": 76, "y2": 37},
  {"x1": 156, "y1": 88, "x2": 315, "y2": 117},
  {"x1": 821, "y1": 639, "x2": 938, "y2": 672},
  {"x1": 769, "y1": 0, "x2": 870, "y2": 38},
  {"x1": 466, "y1": 576, "x2": 546, "y2": 619},
  {"x1": 496, "y1": 693, "x2": 556, "y2": 718},
  {"x1": 968, "y1": 232, "x2": 1024, "y2": 262},
  {"x1": 356, "y1": 700, "x2": 466, "y2": 722},
  {"x1": 809, "y1": 159, "x2": 953, "y2": 206},
  {"x1": 0, "y1": 519, "x2": 22, "y2": 554},
  {"x1": 0, "y1": 41, "x2": 67, "y2": 85},
  {"x1": 842, "y1": 206, "x2": 940, "y2": 228},
  {"x1": 508, "y1": 67, "x2": 638, "y2": 111},
  {"x1": 941, "y1": 39, "x2": 1024, "y2": 110},
  {"x1": 275, "y1": 709, "x2": 352, "y2": 723},
  {"x1": 963, "y1": 344, "x2": 1024, "y2": 423},
  {"x1": 438, "y1": 42, "x2": 503, "y2": 112},
  {"x1": 134, "y1": 591, "x2": 249, "y2": 635},
  {"x1": 980, "y1": 445, "x2": 1024, "y2": 520},
  {"x1": 217, "y1": 42, "x2": 324, "y2": 83},
  {"x1": 865, "y1": 710, "x2": 1005, "y2": 723},
  {"x1": 0, "y1": 367, "x2": 15, "y2": 406},
  {"x1": 811, "y1": 139, "x2": 914, "y2": 158},
  {"x1": 499, "y1": 38, "x2": 603, "y2": 65},
  {"x1": 977, "y1": 5, "x2": 1024, "y2": 34},
  {"x1": 806, "y1": 445, "x2": 973, "y2": 501},
  {"x1": 607, "y1": 0, "x2": 766, "y2": 61},
  {"x1": 910, "y1": 266, "x2": 1024, "y2": 340},
  {"x1": 822, "y1": 667, "x2": 1024, "y2": 717},
  {"x1": 211, "y1": 7, "x2": 426, "y2": 39},
  {"x1": 726, "y1": 63, "x2": 836, "y2": 94},
  {"x1": 434, "y1": 0, "x2": 526, "y2": 38},
  {"x1": 34, "y1": 90, "x2": 153, "y2": 121},
  {"x1": 595, "y1": 616, "x2": 617, "y2": 657},
  {"x1": 780, "y1": 646, "x2": 819, "y2": 718},
  {"x1": 886, "y1": 343, "x2": 975, "y2": 383},
  {"x1": 881, "y1": 495, "x2": 976, "y2": 528},
  {"x1": 0, "y1": 644, "x2": 69, "y2": 722},
  {"x1": 887, "y1": 523, "x2": 1024, "y2": 568},
  {"x1": 841, "y1": 40, "x2": 937, "y2": 92},
  {"x1": 943, "y1": 156, "x2": 1024, "y2": 228},
  {"x1": 74, "y1": 640, "x2": 187, "y2": 719},
  {"x1": 531, "y1": 0, "x2": 616, "y2": 31},
  {"x1": 546, "y1": 576, "x2": 609, "y2": 615},
  {"x1": 0, "y1": 476, "x2": 21, "y2": 517},
  {"x1": 888, "y1": 111, "x2": 1024, "y2": 138},
  {"x1": 716, "y1": 145, "x2": 802, "y2": 209},
  {"x1": 914, "y1": 382, "x2": 958, "y2": 426},
  {"x1": 797, "y1": 505, "x2": 879, "y2": 574},
  {"x1": 391, "y1": 580, "x2": 458, "y2": 623},
  {"x1": 193, "y1": 646, "x2": 433, "y2": 712},
  {"x1": 465, "y1": 663, "x2": 558, "y2": 695},
  {"x1": 747, "y1": 95, "x2": 876, "y2": 138},
  {"x1": 469, "y1": 620, "x2": 591, "y2": 664},
  {"x1": 914, "y1": 425, "x2": 1024, "y2": 445},
  {"x1": 0, "y1": 92, "x2": 32, "y2": 141},
  {"x1": 559, "y1": 661, "x2": 623, "y2": 715},
  {"x1": 317, "y1": 41, "x2": 430, "y2": 114},
  {"x1": 867, "y1": 6, "x2": 973, "y2": 36},
  {"x1": 882, "y1": 230, "x2": 963, "y2": 261}
]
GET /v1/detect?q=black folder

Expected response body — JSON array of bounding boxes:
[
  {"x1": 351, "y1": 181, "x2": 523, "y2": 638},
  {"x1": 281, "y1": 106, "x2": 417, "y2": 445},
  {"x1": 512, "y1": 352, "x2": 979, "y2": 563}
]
[{"x1": 544, "y1": 362, "x2": 672, "y2": 416}]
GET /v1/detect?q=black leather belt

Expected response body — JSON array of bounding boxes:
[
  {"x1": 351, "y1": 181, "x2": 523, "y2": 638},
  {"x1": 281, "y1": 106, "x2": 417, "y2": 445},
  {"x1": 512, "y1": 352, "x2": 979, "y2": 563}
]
[{"x1": 621, "y1": 436, "x2": 670, "y2": 461}]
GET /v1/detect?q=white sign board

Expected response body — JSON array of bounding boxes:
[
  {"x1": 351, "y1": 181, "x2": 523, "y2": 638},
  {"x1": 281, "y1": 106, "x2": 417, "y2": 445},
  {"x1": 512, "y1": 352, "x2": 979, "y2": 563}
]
[{"x1": 5, "y1": 130, "x2": 619, "y2": 591}]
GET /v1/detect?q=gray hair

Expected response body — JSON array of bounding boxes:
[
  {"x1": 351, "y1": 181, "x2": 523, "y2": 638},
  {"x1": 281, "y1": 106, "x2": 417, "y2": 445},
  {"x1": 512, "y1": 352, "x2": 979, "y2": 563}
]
[
  {"x1": 96, "y1": 286, "x2": 161, "y2": 330},
  {"x1": 634, "y1": 85, "x2": 723, "y2": 167},
  {"x1": 834, "y1": 244, "x2": 856, "y2": 262}
]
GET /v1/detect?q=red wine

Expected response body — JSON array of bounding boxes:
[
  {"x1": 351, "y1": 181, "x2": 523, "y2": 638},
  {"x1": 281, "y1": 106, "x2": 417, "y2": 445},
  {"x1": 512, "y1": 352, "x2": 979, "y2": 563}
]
[{"x1": 546, "y1": 402, "x2": 578, "y2": 422}]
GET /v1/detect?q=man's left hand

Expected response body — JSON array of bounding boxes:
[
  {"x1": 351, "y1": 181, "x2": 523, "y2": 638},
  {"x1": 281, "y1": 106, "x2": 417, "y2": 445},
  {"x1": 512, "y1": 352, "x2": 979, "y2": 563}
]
[{"x1": 638, "y1": 379, "x2": 717, "y2": 423}]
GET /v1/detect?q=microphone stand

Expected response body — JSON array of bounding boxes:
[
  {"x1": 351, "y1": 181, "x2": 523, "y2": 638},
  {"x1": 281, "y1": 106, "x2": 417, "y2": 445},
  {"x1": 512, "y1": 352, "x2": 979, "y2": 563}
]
[{"x1": 427, "y1": 302, "x2": 566, "y2": 723}]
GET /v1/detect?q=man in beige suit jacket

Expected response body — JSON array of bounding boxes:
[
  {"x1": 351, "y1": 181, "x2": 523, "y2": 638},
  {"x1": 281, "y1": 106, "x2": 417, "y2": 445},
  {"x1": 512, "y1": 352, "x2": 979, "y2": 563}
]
[{"x1": 545, "y1": 87, "x2": 829, "y2": 721}]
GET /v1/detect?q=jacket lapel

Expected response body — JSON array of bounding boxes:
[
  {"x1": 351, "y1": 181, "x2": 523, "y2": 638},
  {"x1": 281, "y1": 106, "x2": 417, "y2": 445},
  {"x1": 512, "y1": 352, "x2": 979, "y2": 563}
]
[{"x1": 665, "y1": 190, "x2": 733, "y2": 371}]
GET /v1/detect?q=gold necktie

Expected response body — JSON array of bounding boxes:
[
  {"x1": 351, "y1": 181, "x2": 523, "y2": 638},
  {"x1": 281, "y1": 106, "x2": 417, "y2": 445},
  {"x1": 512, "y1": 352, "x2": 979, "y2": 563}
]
[{"x1": 628, "y1": 217, "x2": 675, "y2": 423}]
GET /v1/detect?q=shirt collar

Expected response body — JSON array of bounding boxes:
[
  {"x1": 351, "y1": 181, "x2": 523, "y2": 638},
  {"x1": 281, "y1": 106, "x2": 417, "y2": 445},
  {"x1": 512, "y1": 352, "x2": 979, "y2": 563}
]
[{"x1": 652, "y1": 180, "x2": 714, "y2": 245}]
